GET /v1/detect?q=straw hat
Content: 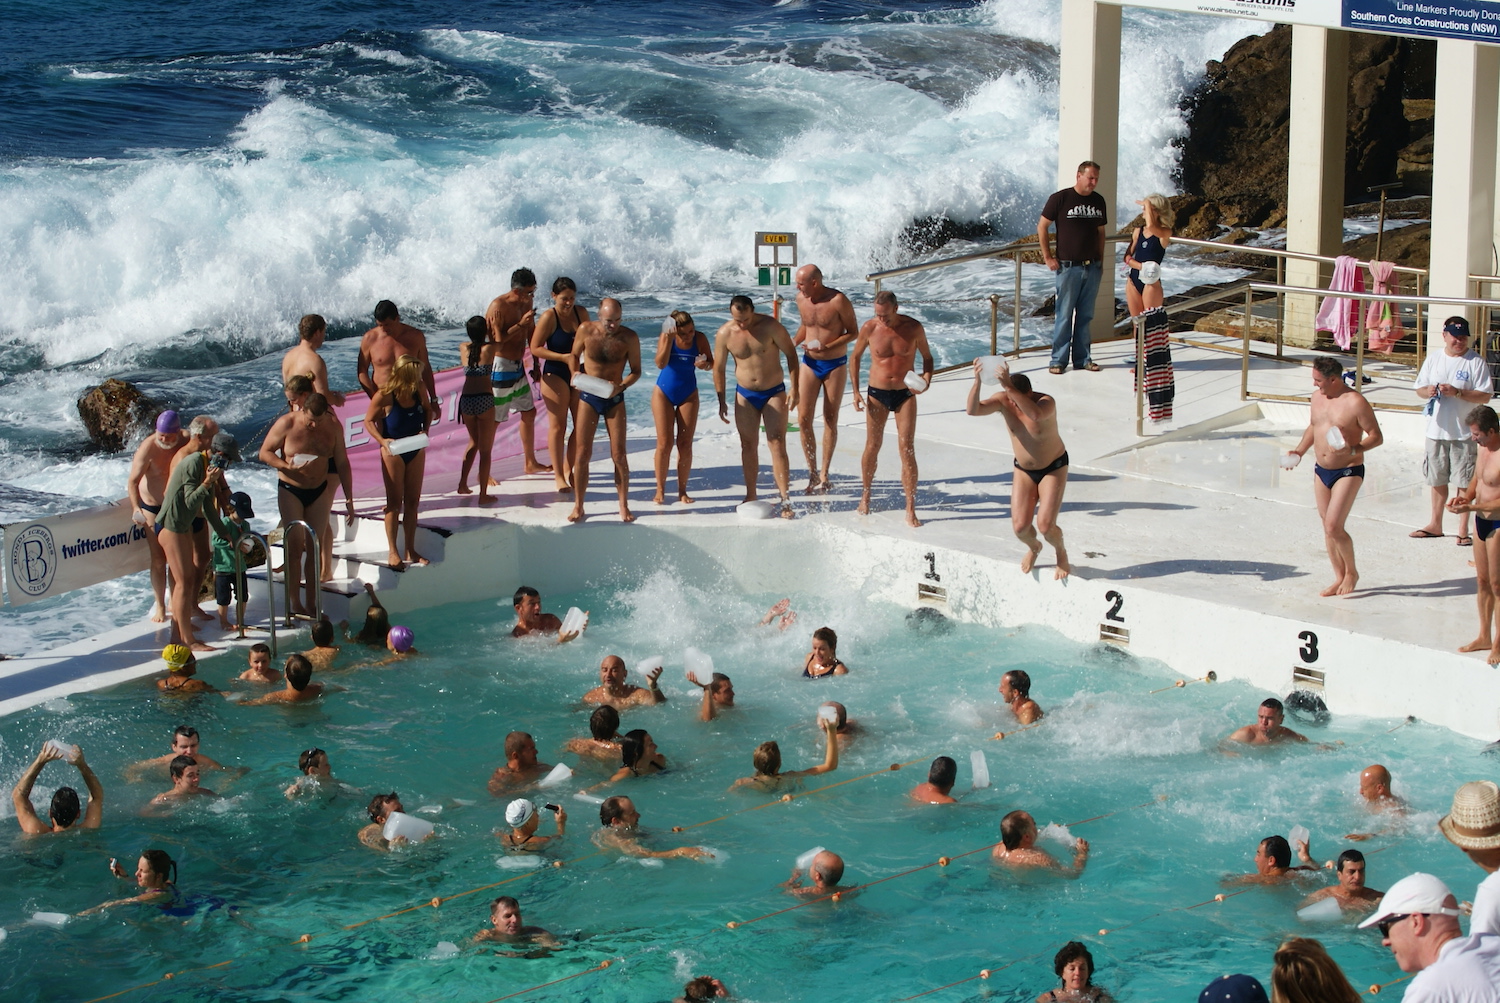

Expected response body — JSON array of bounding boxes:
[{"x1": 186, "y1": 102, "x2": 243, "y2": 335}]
[{"x1": 1438, "y1": 780, "x2": 1500, "y2": 850}]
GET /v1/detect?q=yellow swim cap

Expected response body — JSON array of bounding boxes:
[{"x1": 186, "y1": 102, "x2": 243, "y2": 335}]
[{"x1": 162, "y1": 644, "x2": 192, "y2": 671}]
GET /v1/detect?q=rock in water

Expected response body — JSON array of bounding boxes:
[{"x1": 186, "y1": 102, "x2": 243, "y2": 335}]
[{"x1": 76, "y1": 379, "x2": 164, "y2": 452}]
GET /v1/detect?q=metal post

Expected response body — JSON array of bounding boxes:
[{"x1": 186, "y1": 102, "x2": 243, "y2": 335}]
[
  {"x1": 988, "y1": 295, "x2": 999, "y2": 357},
  {"x1": 1355, "y1": 297, "x2": 1367, "y2": 387},
  {"x1": 1373, "y1": 187, "x2": 1388, "y2": 264},
  {"x1": 244, "y1": 530, "x2": 277, "y2": 656},
  {"x1": 1415, "y1": 272, "x2": 1425, "y2": 371},
  {"x1": 1275, "y1": 257, "x2": 1285, "y2": 359},
  {"x1": 1241, "y1": 283, "x2": 1253, "y2": 400},
  {"x1": 1134, "y1": 315, "x2": 1145, "y2": 438},
  {"x1": 279, "y1": 520, "x2": 322, "y2": 628},
  {"x1": 1012, "y1": 251, "x2": 1022, "y2": 356}
]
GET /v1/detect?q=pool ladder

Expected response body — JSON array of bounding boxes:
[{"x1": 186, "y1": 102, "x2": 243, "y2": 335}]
[
  {"x1": 278, "y1": 519, "x2": 322, "y2": 630},
  {"x1": 231, "y1": 530, "x2": 278, "y2": 656}
]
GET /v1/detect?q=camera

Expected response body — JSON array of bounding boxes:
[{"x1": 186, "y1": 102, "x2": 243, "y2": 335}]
[
  {"x1": 543, "y1": 803, "x2": 561, "y2": 813},
  {"x1": 209, "y1": 453, "x2": 228, "y2": 470}
]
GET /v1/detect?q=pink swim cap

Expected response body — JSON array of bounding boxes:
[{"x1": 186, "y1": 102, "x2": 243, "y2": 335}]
[
  {"x1": 388, "y1": 625, "x2": 414, "y2": 653},
  {"x1": 155, "y1": 410, "x2": 180, "y2": 434}
]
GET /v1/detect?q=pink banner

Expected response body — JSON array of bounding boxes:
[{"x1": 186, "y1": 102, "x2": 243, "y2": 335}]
[{"x1": 330, "y1": 366, "x2": 550, "y2": 503}]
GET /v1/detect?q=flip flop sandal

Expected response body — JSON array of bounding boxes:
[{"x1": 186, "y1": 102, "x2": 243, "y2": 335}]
[{"x1": 1458, "y1": 536, "x2": 1474, "y2": 547}]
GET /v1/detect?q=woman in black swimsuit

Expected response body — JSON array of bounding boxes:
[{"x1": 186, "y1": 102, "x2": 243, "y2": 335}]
[
  {"x1": 362, "y1": 354, "x2": 431, "y2": 570},
  {"x1": 1122, "y1": 193, "x2": 1172, "y2": 318},
  {"x1": 1035, "y1": 942, "x2": 1112, "y2": 1003},
  {"x1": 457, "y1": 315, "x2": 500, "y2": 505},
  {"x1": 529, "y1": 277, "x2": 590, "y2": 494},
  {"x1": 803, "y1": 626, "x2": 849, "y2": 678}
]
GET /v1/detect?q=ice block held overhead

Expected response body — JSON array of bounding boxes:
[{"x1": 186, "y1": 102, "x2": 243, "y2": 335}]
[
  {"x1": 683, "y1": 647, "x2": 714, "y2": 680},
  {"x1": 970, "y1": 749, "x2": 991, "y2": 789},
  {"x1": 537, "y1": 763, "x2": 573, "y2": 788}
]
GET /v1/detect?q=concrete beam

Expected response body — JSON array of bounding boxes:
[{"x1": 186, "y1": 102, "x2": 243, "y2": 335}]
[
  {"x1": 1058, "y1": 0, "x2": 1120, "y2": 342},
  {"x1": 1285, "y1": 25, "x2": 1348, "y2": 347}
]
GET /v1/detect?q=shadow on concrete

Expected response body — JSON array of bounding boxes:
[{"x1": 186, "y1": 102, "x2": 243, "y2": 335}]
[
  {"x1": 1077, "y1": 559, "x2": 1307, "y2": 582},
  {"x1": 1344, "y1": 578, "x2": 1473, "y2": 600}
]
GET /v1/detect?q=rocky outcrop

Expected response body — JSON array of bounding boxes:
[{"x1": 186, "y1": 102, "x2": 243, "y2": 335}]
[
  {"x1": 1172, "y1": 25, "x2": 1435, "y2": 230},
  {"x1": 76, "y1": 379, "x2": 165, "y2": 452}
]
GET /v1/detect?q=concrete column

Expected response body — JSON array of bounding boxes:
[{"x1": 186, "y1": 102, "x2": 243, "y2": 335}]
[
  {"x1": 1430, "y1": 39, "x2": 1499, "y2": 354},
  {"x1": 1057, "y1": 0, "x2": 1120, "y2": 342},
  {"x1": 1284, "y1": 25, "x2": 1348, "y2": 347}
]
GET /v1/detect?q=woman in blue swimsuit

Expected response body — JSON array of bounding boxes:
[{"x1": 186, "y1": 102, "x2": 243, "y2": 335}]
[
  {"x1": 362, "y1": 354, "x2": 432, "y2": 570},
  {"x1": 1122, "y1": 193, "x2": 1172, "y2": 318},
  {"x1": 529, "y1": 277, "x2": 589, "y2": 494},
  {"x1": 651, "y1": 310, "x2": 712, "y2": 504}
]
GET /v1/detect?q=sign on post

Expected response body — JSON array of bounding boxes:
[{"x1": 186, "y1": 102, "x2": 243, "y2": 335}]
[
  {"x1": 1112, "y1": 0, "x2": 1500, "y2": 45},
  {"x1": 754, "y1": 231, "x2": 798, "y2": 316}
]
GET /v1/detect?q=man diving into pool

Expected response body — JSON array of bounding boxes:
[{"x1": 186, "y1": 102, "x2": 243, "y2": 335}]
[
  {"x1": 967, "y1": 358, "x2": 1071, "y2": 577},
  {"x1": 852, "y1": 290, "x2": 932, "y2": 528},
  {"x1": 1226, "y1": 698, "x2": 1307, "y2": 745},
  {"x1": 568, "y1": 297, "x2": 641, "y2": 524},
  {"x1": 713, "y1": 295, "x2": 799, "y2": 516},
  {"x1": 582, "y1": 655, "x2": 666, "y2": 711},
  {"x1": 793, "y1": 264, "x2": 859, "y2": 494}
]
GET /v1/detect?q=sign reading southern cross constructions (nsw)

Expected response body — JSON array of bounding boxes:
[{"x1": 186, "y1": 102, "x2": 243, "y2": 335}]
[{"x1": 1114, "y1": 0, "x2": 1500, "y2": 44}]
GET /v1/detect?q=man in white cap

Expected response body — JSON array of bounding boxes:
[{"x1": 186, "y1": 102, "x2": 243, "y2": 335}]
[
  {"x1": 1440, "y1": 780, "x2": 1500, "y2": 936},
  {"x1": 1359, "y1": 872, "x2": 1500, "y2": 999},
  {"x1": 499, "y1": 798, "x2": 565, "y2": 851}
]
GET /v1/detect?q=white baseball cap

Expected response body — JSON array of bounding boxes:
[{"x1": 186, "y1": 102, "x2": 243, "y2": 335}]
[
  {"x1": 1357, "y1": 872, "x2": 1462, "y2": 929},
  {"x1": 505, "y1": 798, "x2": 536, "y2": 828}
]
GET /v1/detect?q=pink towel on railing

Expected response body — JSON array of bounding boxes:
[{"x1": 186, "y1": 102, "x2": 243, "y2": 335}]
[
  {"x1": 1315, "y1": 254, "x2": 1364, "y2": 350},
  {"x1": 1364, "y1": 260, "x2": 1403, "y2": 353}
]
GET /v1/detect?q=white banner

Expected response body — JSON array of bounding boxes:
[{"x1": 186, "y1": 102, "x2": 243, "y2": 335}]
[
  {"x1": 1110, "y1": 0, "x2": 1341, "y2": 28},
  {"x1": 4, "y1": 499, "x2": 152, "y2": 606}
]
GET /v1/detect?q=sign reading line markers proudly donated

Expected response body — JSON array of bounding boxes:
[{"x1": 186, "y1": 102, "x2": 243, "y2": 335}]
[
  {"x1": 3, "y1": 500, "x2": 151, "y2": 607},
  {"x1": 1113, "y1": 0, "x2": 1500, "y2": 44}
]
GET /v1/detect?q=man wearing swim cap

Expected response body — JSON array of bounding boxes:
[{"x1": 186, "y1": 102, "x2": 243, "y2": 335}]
[
  {"x1": 12, "y1": 741, "x2": 104, "y2": 835},
  {"x1": 126, "y1": 410, "x2": 186, "y2": 623},
  {"x1": 488, "y1": 732, "x2": 552, "y2": 794},
  {"x1": 582, "y1": 655, "x2": 665, "y2": 711},
  {"x1": 499, "y1": 798, "x2": 566, "y2": 851}
]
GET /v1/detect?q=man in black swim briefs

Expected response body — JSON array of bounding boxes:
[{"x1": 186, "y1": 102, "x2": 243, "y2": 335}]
[
  {"x1": 713, "y1": 295, "x2": 800, "y2": 514},
  {"x1": 1447, "y1": 405, "x2": 1500, "y2": 664},
  {"x1": 966, "y1": 358, "x2": 1071, "y2": 578},
  {"x1": 1286, "y1": 356, "x2": 1383, "y2": 597},
  {"x1": 851, "y1": 290, "x2": 931, "y2": 528}
]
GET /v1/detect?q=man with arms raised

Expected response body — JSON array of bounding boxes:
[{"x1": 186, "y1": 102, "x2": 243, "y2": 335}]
[
  {"x1": 713, "y1": 295, "x2": 799, "y2": 515},
  {"x1": 594, "y1": 795, "x2": 708, "y2": 860},
  {"x1": 968, "y1": 360, "x2": 1071, "y2": 577},
  {"x1": 582, "y1": 655, "x2": 666, "y2": 710},
  {"x1": 126, "y1": 410, "x2": 185, "y2": 622},
  {"x1": 992, "y1": 809, "x2": 1088, "y2": 874},
  {"x1": 793, "y1": 265, "x2": 858, "y2": 494},
  {"x1": 1227, "y1": 697, "x2": 1307, "y2": 745},
  {"x1": 485, "y1": 268, "x2": 550, "y2": 475},
  {"x1": 1448, "y1": 405, "x2": 1500, "y2": 663},
  {"x1": 1300, "y1": 849, "x2": 1384, "y2": 912},
  {"x1": 1285, "y1": 356, "x2": 1383, "y2": 596},
  {"x1": 852, "y1": 291, "x2": 932, "y2": 527},
  {"x1": 282, "y1": 314, "x2": 346, "y2": 407},
  {"x1": 12, "y1": 742, "x2": 103, "y2": 834},
  {"x1": 357, "y1": 300, "x2": 439, "y2": 421},
  {"x1": 568, "y1": 297, "x2": 641, "y2": 524},
  {"x1": 260, "y1": 393, "x2": 353, "y2": 616}
]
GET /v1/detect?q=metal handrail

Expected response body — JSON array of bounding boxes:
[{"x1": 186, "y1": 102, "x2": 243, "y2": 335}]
[
  {"x1": 240, "y1": 530, "x2": 277, "y2": 656},
  {"x1": 1170, "y1": 237, "x2": 1429, "y2": 277},
  {"x1": 279, "y1": 519, "x2": 322, "y2": 628}
]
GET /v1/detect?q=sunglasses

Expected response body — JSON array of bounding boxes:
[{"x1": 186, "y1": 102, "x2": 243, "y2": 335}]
[{"x1": 1377, "y1": 914, "x2": 1412, "y2": 938}]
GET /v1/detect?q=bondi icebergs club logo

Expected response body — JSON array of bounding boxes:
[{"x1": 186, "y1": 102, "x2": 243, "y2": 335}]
[{"x1": 9, "y1": 523, "x2": 57, "y2": 597}]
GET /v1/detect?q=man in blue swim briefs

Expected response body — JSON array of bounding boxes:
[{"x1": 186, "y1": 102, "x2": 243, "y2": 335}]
[
  {"x1": 1446, "y1": 405, "x2": 1500, "y2": 664},
  {"x1": 793, "y1": 265, "x2": 859, "y2": 494},
  {"x1": 568, "y1": 298, "x2": 641, "y2": 524},
  {"x1": 1286, "y1": 356, "x2": 1383, "y2": 597},
  {"x1": 713, "y1": 295, "x2": 800, "y2": 514},
  {"x1": 851, "y1": 291, "x2": 932, "y2": 527}
]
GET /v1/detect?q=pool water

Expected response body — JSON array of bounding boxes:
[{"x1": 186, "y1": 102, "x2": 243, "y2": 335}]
[{"x1": 0, "y1": 568, "x2": 1490, "y2": 1002}]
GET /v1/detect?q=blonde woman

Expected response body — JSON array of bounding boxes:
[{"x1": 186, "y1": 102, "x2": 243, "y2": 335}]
[
  {"x1": 651, "y1": 309, "x2": 712, "y2": 504},
  {"x1": 1123, "y1": 193, "x2": 1173, "y2": 317},
  {"x1": 362, "y1": 354, "x2": 431, "y2": 569}
]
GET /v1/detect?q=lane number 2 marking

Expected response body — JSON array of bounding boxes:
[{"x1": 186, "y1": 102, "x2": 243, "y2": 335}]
[{"x1": 1104, "y1": 590, "x2": 1125, "y2": 623}]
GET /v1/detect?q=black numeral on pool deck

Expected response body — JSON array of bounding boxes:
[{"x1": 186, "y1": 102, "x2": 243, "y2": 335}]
[
  {"x1": 1298, "y1": 630, "x2": 1319, "y2": 663},
  {"x1": 923, "y1": 552, "x2": 940, "y2": 582},
  {"x1": 1104, "y1": 590, "x2": 1125, "y2": 622}
]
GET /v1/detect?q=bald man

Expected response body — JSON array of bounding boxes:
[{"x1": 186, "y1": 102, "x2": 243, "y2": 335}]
[
  {"x1": 582, "y1": 655, "x2": 665, "y2": 710},
  {"x1": 792, "y1": 265, "x2": 859, "y2": 494},
  {"x1": 784, "y1": 850, "x2": 857, "y2": 899},
  {"x1": 1347, "y1": 764, "x2": 1407, "y2": 840},
  {"x1": 569, "y1": 298, "x2": 641, "y2": 524}
]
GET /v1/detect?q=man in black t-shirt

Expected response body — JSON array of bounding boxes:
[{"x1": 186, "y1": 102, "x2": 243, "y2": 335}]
[{"x1": 1036, "y1": 162, "x2": 1108, "y2": 374}]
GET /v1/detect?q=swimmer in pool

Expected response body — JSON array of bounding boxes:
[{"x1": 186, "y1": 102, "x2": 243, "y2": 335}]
[
  {"x1": 238, "y1": 642, "x2": 280, "y2": 683},
  {"x1": 474, "y1": 895, "x2": 561, "y2": 950},
  {"x1": 731, "y1": 716, "x2": 840, "y2": 791},
  {"x1": 145, "y1": 755, "x2": 219, "y2": 812},
  {"x1": 677, "y1": 976, "x2": 731, "y2": 1002},
  {"x1": 284, "y1": 747, "x2": 340, "y2": 798},
  {"x1": 510, "y1": 585, "x2": 585, "y2": 642},
  {"x1": 240, "y1": 653, "x2": 326, "y2": 705},
  {"x1": 341, "y1": 582, "x2": 391, "y2": 646},
  {"x1": 343, "y1": 626, "x2": 418, "y2": 669},
  {"x1": 1300, "y1": 849, "x2": 1384, "y2": 911},
  {"x1": 12, "y1": 742, "x2": 103, "y2": 835},
  {"x1": 567, "y1": 297, "x2": 641, "y2": 524},
  {"x1": 818, "y1": 701, "x2": 858, "y2": 744},
  {"x1": 688, "y1": 670, "x2": 735, "y2": 722},
  {"x1": 793, "y1": 264, "x2": 859, "y2": 495},
  {"x1": 1037, "y1": 941, "x2": 1114, "y2": 1003},
  {"x1": 125, "y1": 725, "x2": 228, "y2": 782},
  {"x1": 784, "y1": 850, "x2": 857, "y2": 900},
  {"x1": 992, "y1": 810, "x2": 1089, "y2": 874},
  {"x1": 79, "y1": 850, "x2": 178, "y2": 915},
  {"x1": 1000, "y1": 670, "x2": 1044, "y2": 725},
  {"x1": 1224, "y1": 835, "x2": 1319, "y2": 886},
  {"x1": 582, "y1": 655, "x2": 666, "y2": 710},
  {"x1": 500, "y1": 798, "x2": 567, "y2": 851},
  {"x1": 803, "y1": 626, "x2": 848, "y2": 678},
  {"x1": 968, "y1": 358, "x2": 1071, "y2": 577},
  {"x1": 760, "y1": 597, "x2": 798, "y2": 631},
  {"x1": 1226, "y1": 697, "x2": 1307, "y2": 745},
  {"x1": 360, "y1": 791, "x2": 428, "y2": 850},
  {"x1": 712, "y1": 295, "x2": 800, "y2": 515},
  {"x1": 596, "y1": 729, "x2": 667, "y2": 787},
  {"x1": 910, "y1": 756, "x2": 959, "y2": 804},
  {"x1": 1346, "y1": 764, "x2": 1407, "y2": 840},
  {"x1": 488, "y1": 731, "x2": 552, "y2": 794},
  {"x1": 301, "y1": 618, "x2": 341, "y2": 671},
  {"x1": 157, "y1": 644, "x2": 218, "y2": 694},
  {"x1": 851, "y1": 290, "x2": 933, "y2": 528},
  {"x1": 1286, "y1": 355, "x2": 1383, "y2": 597},
  {"x1": 594, "y1": 795, "x2": 709, "y2": 859},
  {"x1": 565, "y1": 706, "x2": 624, "y2": 759}
]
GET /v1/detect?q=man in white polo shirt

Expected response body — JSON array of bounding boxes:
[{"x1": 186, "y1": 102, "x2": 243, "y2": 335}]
[
  {"x1": 1412, "y1": 317, "x2": 1493, "y2": 544},
  {"x1": 1359, "y1": 871, "x2": 1500, "y2": 1001}
]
